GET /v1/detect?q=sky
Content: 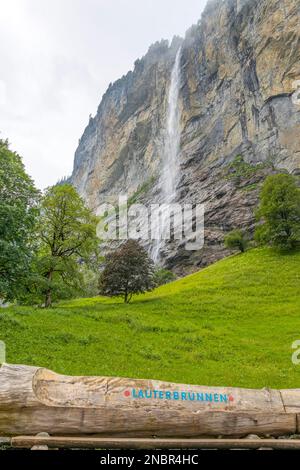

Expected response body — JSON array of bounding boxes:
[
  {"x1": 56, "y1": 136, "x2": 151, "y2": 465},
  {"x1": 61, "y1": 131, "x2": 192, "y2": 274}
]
[{"x1": 0, "y1": 0, "x2": 207, "y2": 189}]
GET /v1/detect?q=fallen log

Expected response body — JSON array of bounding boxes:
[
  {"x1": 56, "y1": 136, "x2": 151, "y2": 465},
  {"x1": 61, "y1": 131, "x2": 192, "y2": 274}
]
[{"x1": 0, "y1": 363, "x2": 299, "y2": 437}]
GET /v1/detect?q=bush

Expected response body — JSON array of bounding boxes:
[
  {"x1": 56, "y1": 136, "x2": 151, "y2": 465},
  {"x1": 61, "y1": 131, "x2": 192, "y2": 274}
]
[
  {"x1": 224, "y1": 230, "x2": 248, "y2": 253},
  {"x1": 154, "y1": 268, "x2": 176, "y2": 286}
]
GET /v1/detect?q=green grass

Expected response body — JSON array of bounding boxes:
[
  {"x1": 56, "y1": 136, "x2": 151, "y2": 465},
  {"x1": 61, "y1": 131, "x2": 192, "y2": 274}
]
[{"x1": 1, "y1": 248, "x2": 300, "y2": 389}]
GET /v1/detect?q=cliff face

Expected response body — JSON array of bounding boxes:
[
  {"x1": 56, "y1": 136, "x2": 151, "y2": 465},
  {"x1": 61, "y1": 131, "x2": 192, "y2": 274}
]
[
  {"x1": 71, "y1": 0, "x2": 300, "y2": 275},
  {"x1": 72, "y1": 38, "x2": 182, "y2": 206}
]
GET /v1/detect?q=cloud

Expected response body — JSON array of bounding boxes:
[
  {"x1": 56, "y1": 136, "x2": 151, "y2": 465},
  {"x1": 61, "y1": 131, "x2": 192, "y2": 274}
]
[{"x1": 0, "y1": 0, "x2": 207, "y2": 189}]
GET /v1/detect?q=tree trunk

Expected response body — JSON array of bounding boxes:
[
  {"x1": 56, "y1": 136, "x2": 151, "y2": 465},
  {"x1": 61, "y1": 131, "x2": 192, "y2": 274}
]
[
  {"x1": 45, "y1": 270, "x2": 53, "y2": 308},
  {"x1": 124, "y1": 293, "x2": 132, "y2": 303},
  {"x1": 0, "y1": 363, "x2": 299, "y2": 437}
]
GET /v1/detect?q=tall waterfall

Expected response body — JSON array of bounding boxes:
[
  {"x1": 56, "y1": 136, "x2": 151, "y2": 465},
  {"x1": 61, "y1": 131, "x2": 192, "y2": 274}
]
[
  {"x1": 162, "y1": 47, "x2": 182, "y2": 202},
  {"x1": 152, "y1": 47, "x2": 182, "y2": 262}
]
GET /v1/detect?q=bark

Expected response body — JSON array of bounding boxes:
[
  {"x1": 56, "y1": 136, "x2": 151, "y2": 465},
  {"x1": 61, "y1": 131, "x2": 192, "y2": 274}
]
[{"x1": 45, "y1": 270, "x2": 53, "y2": 308}]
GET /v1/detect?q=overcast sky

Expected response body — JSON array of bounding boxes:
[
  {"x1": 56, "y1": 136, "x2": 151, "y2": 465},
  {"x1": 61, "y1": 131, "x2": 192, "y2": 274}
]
[{"x1": 0, "y1": 0, "x2": 207, "y2": 189}]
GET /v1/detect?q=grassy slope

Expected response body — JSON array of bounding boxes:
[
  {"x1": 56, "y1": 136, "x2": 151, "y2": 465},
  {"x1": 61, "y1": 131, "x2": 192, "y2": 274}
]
[{"x1": 1, "y1": 248, "x2": 300, "y2": 389}]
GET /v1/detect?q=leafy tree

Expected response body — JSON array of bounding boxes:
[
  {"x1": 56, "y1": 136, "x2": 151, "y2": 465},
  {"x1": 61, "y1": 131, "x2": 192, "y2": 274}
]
[
  {"x1": 224, "y1": 230, "x2": 248, "y2": 253},
  {"x1": 99, "y1": 240, "x2": 155, "y2": 303},
  {"x1": 255, "y1": 174, "x2": 300, "y2": 249},
  {"x1": 35, "y1": 184, "x2": 100, "y2": 307},
  {"x1": 154, "y1": 268, "x2": 176, "y2": 286},
  {"x1": 0, "y1": 139, "x2": 39, "y2": 301}
]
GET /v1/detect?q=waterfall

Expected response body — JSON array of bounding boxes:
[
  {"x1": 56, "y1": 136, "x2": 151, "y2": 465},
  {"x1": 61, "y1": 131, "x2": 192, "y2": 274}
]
[
  {"x1": 161, "y1": 47, "x2": 182, "y2": 202},
  {"x1": 152, "y1": 47, "x2": 182, "y2": 262}
]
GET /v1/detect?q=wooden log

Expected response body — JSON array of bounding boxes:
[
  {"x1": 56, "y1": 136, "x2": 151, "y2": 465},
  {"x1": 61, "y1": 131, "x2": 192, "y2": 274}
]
[
  {"x1": 0, "y1": 437, "x2": 11, "y2": 445},
  {"x1": 10, "y1": 436, "x2": 300, "y2": 450},
  {"x1": 280, "y1": 389, "x2": 300, "y2": 413},
  {"x1": 0, "y1": 363, "x2": 298, "y2": 437}
]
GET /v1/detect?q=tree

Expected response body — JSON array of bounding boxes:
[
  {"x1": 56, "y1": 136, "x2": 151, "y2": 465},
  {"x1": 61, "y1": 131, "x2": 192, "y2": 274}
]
[
  {"x1": 36, "y1": 184, "x2": 100, "y2": 307},
  {"x1": 99, "y1": 240, "x2": 155, "y2": 303},
  {"x1": 0, "y1": 139, "x2": 39, "y2": 301},
  {"x1": 224, "y1": 230, "x2": 248, "y2": 253},
  {"x1": 255, "y1": 174, "x2": 300, "y2": 249}
]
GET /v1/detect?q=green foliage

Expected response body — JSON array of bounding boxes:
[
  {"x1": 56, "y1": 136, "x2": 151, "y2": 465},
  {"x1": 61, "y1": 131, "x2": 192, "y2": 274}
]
[
  {"x1": 241, "y1": 182, "x2": 259, "y2": 192},
  {"x1": 2, "y1": 248, "x2": 300, "y2": 388},
  {"x1": 226, "y1": 155, "x2": 269, "y2": 187},
  {"x1": 0, "y1": 139, "x2": 40, "y2": 301},
  {"x1": 99, "y1": 240, "x2": 155, "y2": 303},
  {"x1": 255, "y1": 174, "x2": 300, "y2": 250},
  {"x1": 80, "y1": 265, "x2": 100, "y2": 298},
  {"x1": 224, "y1": 230, "x2": 248, "y2": 253},
  {"x1": 231, "y1": 155, "x2": 256, "y2": 176},
  {"x1": 29, "y1": 184, "x2": 100, "y2": 307},
  {"x1": 154, "y1": 268, "x2": 176, "y2": 286}
]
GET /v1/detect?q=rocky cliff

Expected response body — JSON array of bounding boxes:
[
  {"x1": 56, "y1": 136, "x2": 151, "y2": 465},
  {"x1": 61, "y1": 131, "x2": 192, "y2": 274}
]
[{"x1": 71, "y1": 0, "x2": 300, "y2": 275}]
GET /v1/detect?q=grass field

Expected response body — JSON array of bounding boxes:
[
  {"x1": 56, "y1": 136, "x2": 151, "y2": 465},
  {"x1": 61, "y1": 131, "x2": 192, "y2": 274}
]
[{"x1": 1, "y1": 247, "x2": 300, "y2": 389}]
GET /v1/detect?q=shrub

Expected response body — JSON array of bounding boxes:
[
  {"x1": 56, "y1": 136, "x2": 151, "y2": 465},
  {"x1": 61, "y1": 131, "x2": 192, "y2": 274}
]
[
  {"x1": 154, "y1": 268, "x2": 176, "y2": 286},
  {"x1": 224, "y1": 230, "x2": 248, "y2": 253}
]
